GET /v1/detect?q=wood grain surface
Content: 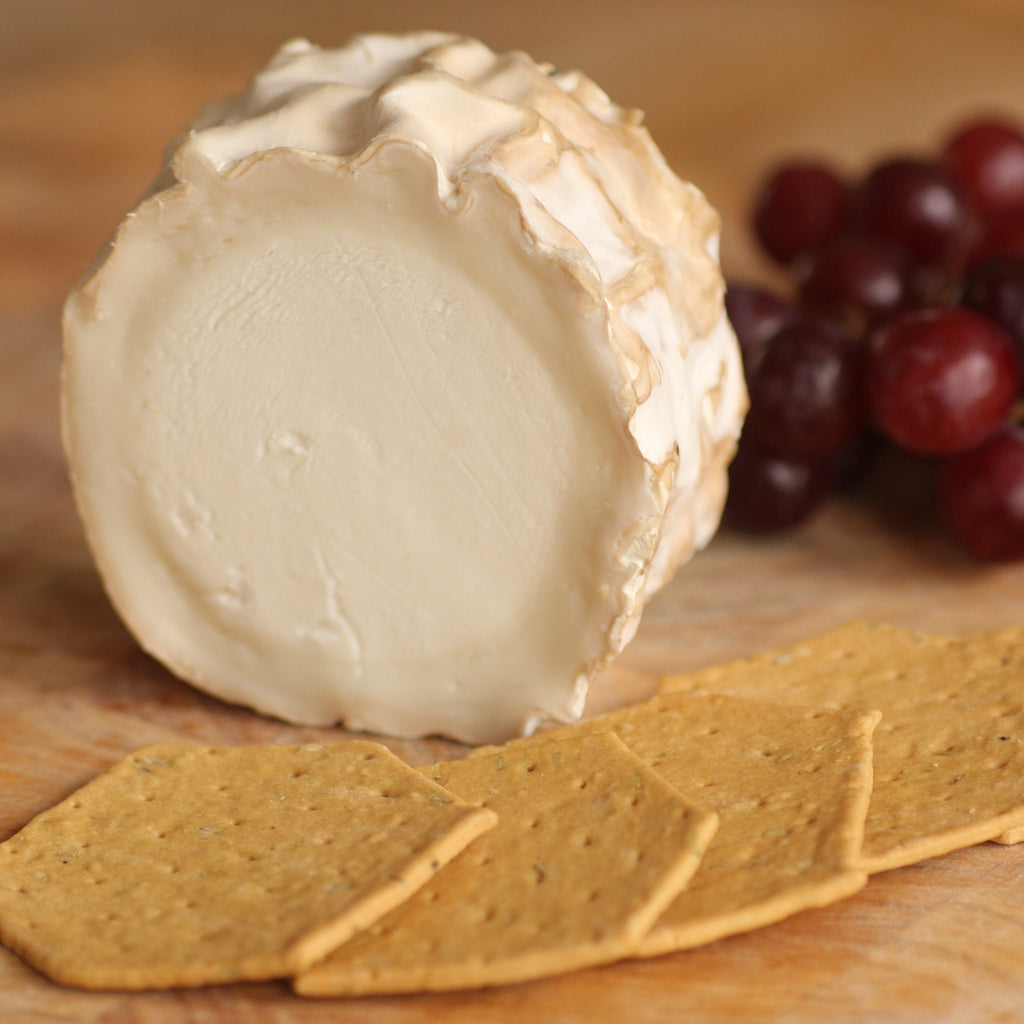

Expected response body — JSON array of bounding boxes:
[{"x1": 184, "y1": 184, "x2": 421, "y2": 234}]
[{"x1": 4, "y1": 2, "x2": 1024, "y2": 1020}]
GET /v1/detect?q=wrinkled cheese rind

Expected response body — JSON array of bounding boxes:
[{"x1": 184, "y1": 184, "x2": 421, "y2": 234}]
[{"x1": 62, "y1": 33, "x2": 746, "y2": 743}]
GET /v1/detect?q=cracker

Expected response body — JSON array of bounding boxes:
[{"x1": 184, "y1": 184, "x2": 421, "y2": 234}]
[
  {"x1": 660, "y1": 621, "x2": 1024, "y2": 871},
  {"x1": 293, "y1": 731, "x2": 717, "y2": 995},
  {"x1": 993, "y1": 826, "x2": 1024, "y2": 844},
  {"x1": 475, "y1": 692, "x2": 875, "y2": 957},
  {"x1": 0, "y1": 741, "x2": 496, "y2": 990}
]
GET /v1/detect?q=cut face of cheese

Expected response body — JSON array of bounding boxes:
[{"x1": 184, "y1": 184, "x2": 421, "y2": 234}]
[{"x1": 62, "y1": 34, "x2": 746, "y2": 743}]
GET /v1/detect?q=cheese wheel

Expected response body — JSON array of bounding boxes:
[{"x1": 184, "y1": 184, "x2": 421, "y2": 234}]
[{"x1": 61, "y1": 34, "x2": 746, "y2": 743}]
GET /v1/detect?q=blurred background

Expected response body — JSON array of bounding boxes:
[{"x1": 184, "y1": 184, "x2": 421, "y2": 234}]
[{"x1": 4, "y1": 0, "x2": 1024, "y2": 317}]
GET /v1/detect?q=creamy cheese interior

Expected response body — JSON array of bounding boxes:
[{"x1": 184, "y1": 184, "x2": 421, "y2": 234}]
[{"x1": 65, "y1": 147, "x2": 654, "y2": 741}]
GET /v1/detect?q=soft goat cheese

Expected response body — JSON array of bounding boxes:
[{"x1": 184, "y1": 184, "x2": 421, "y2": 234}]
[{"x1": 61, "y1": 33, "x2": 747, "y2": 743}]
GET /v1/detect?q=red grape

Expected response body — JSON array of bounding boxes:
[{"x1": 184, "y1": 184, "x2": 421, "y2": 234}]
[
  {"x1": 745, "y1": 319, "x2": 865, "y2": 460},
  {"x1": 960, "y1": 255, "x2": 1024, "y2": 371},
  {"x1": 724, "y1": 284, "x2": 797, "y2": 376},
  {"x1": 753, "y1": 161, "x2": 851, "y2": 265},
  {"x1": 968, "y1": 205, "x2": 1024, "y2": 266},
  {"x1": 725, "y1": 436, "x2": 832, "y2": 532},
  {"x1": 943, "y1": 116, "x2": 1024, "y2": 220},
  {"x1": 937, "y1": 426, "x2": 1024, "y2": 561},
  {"x1": 799, "y1": 232, "x2": 912, "y2": 333},
  {"x1": 866, "y1": 306, "x2": 1020, "y2": 455},
  {"x1": 858, "y1": 157, "x2": 969, "y2": 271}
]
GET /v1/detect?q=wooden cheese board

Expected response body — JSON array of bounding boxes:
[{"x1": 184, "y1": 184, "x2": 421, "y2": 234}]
[{"x1": 4, "y1": 2, "x2": 1024, "y2": 1020}]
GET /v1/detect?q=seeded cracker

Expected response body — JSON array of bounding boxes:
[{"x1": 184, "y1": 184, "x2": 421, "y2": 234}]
[
  {"x1": 294, "y1": 731, "x2": 717, "y2": 995},
  {"x1": 660, "y1": 621, "x2": 1024, "y2": 871},
  {"x1": 469, "y1": 692, "x2": 876, "y2": 957},
  {"x1": 0, "y1": 741, "x2": 497, "y2": 990}
]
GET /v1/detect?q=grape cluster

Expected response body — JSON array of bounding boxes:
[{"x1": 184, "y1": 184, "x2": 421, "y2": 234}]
[{"x1": 726, "y1": 114, "x2": 1024, "y2": 561}]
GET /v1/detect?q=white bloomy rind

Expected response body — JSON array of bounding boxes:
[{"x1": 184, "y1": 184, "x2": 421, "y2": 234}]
[{"x1": 62, "y1": 34, "x2": 746, "y2": 743}]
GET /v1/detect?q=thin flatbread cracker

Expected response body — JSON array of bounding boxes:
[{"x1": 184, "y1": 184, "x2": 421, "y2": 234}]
[
  {"x1": 473, "y1": 692, "x2": 876, "y2": 957},
  {"x1": 0, "y1": 741, "x2": 497, "y2": 990},
  {"x1": 294, "y1": 731, "x2": 717, "y2": 995},
  {"x1": 993, "y1": 824, "x2": 1024, "y2": 845},
  {"x1": 661, "y1": 621, "x2": 1024, "y2": 871}
]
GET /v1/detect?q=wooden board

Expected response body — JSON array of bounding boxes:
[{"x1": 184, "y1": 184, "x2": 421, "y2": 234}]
[{"x1": 4, "y1": 2, "x2": 1024, "y2": 1020}]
